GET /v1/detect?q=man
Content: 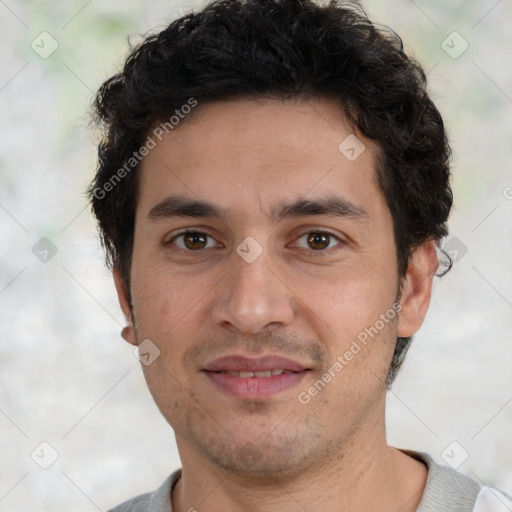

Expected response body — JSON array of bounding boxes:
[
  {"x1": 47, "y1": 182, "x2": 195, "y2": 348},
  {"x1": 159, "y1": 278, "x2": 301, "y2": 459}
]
[{"x1": 88, "y1": 0, "x2": 510, "y2": 510}]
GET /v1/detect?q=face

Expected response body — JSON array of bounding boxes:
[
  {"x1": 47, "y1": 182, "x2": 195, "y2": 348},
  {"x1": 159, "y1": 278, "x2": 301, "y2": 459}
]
[{"x1": 115, "y1": 97, "x2": 437, "y2": 478}]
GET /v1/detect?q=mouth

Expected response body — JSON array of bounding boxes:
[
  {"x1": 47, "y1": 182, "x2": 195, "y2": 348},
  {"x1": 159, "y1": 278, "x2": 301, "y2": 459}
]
[
  {"x1": 212, "y1": 369, "x2": 297, "y2": 378},
  {"x1": 202, "y1": 355, "x2": 311, "y2": 399},
  {"x1": 203, "y1": 354, "x2": 309, "y2": 372}
]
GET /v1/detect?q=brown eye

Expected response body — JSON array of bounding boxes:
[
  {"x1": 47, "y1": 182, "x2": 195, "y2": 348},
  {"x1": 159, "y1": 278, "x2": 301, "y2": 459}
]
[
  {"x1": 307, "y1": 233, "x2": 330, "y2": 250},
  {"x1": 294, "y1": 231, "x2": 342, "y2": 252},
  {"x1": 171, "y1": 231, "x2": 216, "y2": 251},
  {"x1": 184, "y1": 232, "x2": 207, "y2": 250}
]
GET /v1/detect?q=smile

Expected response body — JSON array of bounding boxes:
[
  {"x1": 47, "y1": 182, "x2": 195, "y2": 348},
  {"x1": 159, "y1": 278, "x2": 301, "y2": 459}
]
[
  {"x1": 214, "y1": 369, "x2": 296, "y2": 377},
  {"x1": 203, "y1": 368, "x2": 310, "y2": 399}
]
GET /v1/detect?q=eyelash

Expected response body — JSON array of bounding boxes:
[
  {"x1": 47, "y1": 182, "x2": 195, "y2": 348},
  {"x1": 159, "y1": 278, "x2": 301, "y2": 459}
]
[{"x1": 167, "y1": 229, "x2": 344, "y2": 254}]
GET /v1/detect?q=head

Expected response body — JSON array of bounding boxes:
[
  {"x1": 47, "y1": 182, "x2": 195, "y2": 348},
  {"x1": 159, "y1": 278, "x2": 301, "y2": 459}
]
[{"x1": 88, "y1": 0, "x2": 452, "y2": 477}]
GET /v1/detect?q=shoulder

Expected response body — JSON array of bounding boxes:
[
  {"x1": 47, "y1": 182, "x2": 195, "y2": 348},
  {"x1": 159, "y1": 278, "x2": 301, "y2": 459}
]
[
  {"x1": 402, "y1": 450, "x2": 512, "y2": 512},
  {"x1": 108, "y1": 492, "x2": 151, "y2": 512},
  {"x1": 106, "y1": 469, "x2": 182, "y2": 512}
]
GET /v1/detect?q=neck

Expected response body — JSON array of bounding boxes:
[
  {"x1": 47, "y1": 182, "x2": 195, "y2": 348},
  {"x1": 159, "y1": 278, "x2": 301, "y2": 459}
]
[{"x1": 171, "y1": 411, "x2": 427, "y2": 512}]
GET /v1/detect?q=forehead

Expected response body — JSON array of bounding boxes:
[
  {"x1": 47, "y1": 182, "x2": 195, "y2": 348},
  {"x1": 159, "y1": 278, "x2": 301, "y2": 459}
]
[{"x1": 136, "y1": 97, "x2": 384, "y2": 222}]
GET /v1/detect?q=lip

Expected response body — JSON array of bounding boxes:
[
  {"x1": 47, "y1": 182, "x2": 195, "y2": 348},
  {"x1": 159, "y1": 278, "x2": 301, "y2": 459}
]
[
  {"x1": 202, "y1": 355, "x2": 311, "y2": 399},
  {"x1": 203, "y1": 370, "x2": 309, "y2": 399},
  {"x1": 203, "y1": 354, "x2": 308, "y2": 373}
]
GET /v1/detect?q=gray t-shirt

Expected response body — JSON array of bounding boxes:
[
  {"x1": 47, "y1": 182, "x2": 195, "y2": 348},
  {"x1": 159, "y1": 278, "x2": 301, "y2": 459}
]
[{"x1": 107, "y1": 450, "x2": 512, "y2": 512}]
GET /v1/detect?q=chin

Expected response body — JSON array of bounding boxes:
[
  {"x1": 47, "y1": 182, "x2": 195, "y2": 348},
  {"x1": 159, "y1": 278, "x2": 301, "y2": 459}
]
[
  {"x1": 205, "y1": 444, "x2": 311, "y2": 479},
  {"x1": 186, "y1": 418, "x2": 329, "y2": 480}
]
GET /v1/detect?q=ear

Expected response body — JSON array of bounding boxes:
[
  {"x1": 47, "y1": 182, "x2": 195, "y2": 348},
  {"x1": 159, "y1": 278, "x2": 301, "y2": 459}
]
[
  {"x1": 397, "y1": 239, "x2": 439, "y2": 338},
  {"x1": 113, "y1": 265, "x2": 137, "y2": 346}
]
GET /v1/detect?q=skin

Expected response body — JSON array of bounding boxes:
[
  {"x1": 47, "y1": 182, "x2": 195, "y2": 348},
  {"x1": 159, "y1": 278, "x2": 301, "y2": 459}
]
[{"x1": 114, "y1": 97, "x2": 439, "y2": 512}]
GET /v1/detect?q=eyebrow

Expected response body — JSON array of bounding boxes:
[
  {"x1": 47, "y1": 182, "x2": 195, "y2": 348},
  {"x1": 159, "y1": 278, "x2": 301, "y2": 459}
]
[{"x1": 147, "y1": 194, "x2": 369, "y2": 223}]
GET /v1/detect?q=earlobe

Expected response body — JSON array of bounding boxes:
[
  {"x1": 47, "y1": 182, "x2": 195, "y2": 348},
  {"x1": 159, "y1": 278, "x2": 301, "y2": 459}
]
[
  {"x1": 397, "y1": 239, "x2": 439, "y2": 338},
  {"x1": 113, "y1": 266, "x2": 138, "y2": 346},
  {"x1": 121, "y1": 326, "x2": 137, "y2": 345}
]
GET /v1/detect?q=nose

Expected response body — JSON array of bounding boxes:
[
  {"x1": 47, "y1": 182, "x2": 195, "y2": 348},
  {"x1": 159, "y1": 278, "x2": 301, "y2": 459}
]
[{"x1": 210, "y1": 249, "x2": 296, "y2": 335}]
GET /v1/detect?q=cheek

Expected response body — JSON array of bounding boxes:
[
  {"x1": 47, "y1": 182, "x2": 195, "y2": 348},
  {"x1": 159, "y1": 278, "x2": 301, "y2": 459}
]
[
  {"x1": 160, "y1": 296, "x2": 173, "y2": 316},
  {"x1": 300, "y1": 274, "x2": 398, "y2": 392},
  {"x1": 294, "y1": 262, "x2": 396, "y2": 338},
  {"x1": 131, "y1": 263, "x2": 214, "y2": 345},
  {"x1": 130, "y1": 264, "x2": 177, "y2": 333}
]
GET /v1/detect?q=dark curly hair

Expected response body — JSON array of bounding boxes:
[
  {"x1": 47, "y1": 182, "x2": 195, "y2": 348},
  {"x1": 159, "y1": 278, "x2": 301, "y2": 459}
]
[{"x1": 87, "y1": 0, "x2": 453, "y2": 386}]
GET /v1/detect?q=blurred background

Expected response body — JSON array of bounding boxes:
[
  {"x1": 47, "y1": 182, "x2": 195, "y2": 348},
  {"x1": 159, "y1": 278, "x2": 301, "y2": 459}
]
[{"x1": 1, "y1": 0, "x2": 511, "y2": 510}]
